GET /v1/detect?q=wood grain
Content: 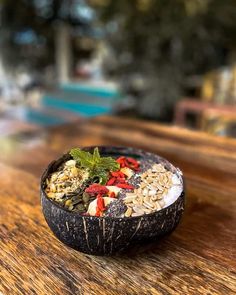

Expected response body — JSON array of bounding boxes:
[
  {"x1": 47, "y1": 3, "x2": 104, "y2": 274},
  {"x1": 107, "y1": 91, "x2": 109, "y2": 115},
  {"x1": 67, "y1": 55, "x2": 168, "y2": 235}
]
[{"x1": 0, "y1": 116, "x2": 236, "y2": 295}]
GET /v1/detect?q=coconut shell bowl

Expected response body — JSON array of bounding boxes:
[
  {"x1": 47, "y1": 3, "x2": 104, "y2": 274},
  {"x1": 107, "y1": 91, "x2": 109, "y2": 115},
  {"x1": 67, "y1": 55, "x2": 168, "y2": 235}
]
[{"x1": 40, "y1": 146, "x2": 185, "y2": 255}]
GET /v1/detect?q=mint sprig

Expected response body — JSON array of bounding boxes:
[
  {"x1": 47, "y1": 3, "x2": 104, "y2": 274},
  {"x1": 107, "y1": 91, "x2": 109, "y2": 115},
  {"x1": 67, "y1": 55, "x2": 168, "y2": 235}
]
[{"x1": 70, "y1": 147, "x2": 120, "y2": 184}]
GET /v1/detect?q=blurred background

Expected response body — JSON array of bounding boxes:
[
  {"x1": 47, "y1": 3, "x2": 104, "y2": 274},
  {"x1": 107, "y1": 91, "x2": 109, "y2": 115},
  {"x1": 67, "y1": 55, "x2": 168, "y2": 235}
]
[{"x1": 1, "y1": 0, "x2": 236, "y2": 137}]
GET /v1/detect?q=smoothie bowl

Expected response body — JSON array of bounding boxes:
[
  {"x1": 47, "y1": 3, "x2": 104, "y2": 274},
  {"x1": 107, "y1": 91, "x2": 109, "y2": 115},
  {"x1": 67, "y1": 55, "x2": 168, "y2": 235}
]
[{"x1": 40, "y1": 146, "x2": 184, "y2": 255}]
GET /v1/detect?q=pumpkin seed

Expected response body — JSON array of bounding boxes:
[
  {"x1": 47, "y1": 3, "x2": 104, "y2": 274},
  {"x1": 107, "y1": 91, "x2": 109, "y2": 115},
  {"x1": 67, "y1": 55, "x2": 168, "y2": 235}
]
[
  {"x1": 65, "y1": 199, "x2": 72, "y2": 207},
  {"x1": 71, "y1": 198, "x2": 82, "y2": 206},
  {"x1": 76, "y1": 203, "x2": 86, "y2": 212},
  {"x1": 82, "y1": 192, "x2": 90, "y2": 203}
]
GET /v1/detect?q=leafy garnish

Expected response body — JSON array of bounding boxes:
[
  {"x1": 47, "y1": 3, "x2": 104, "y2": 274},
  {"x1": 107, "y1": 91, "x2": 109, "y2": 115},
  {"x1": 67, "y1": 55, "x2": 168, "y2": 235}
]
[{"x1": 70, "y1": 147, "x2": 120, "y2": 184}]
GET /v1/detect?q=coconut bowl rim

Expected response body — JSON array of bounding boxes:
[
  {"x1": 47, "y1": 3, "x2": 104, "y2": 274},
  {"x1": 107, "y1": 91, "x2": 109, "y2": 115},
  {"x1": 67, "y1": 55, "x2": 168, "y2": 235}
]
[{"x1": 40, "y1": 145, "x2": 185, "y2": 220}]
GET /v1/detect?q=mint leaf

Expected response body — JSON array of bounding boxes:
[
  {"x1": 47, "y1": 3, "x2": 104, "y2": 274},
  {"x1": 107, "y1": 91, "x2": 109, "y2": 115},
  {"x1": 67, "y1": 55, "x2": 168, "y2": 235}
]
[
  {"x1": 90, "y1": 168, "x2": 108, "y2": 185},
  {"x1": 69, "y1": 147, "x2": 120, "y2": 184},
  {"x1": 70, "y1": 148, "x2": 94, "y2": 169},
  {"x1": 93, "y1": 147, "x2": 100, "y2": 163},
  {"x1": 97, "y1": 157, "x2": 120, "y2": 171}
]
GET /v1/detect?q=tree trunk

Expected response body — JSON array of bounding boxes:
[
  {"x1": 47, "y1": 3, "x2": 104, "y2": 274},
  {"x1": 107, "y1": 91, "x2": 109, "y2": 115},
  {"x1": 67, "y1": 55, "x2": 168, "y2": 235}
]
[{"x1": 55, "y1": 22, "x2": 72, "y2": 83}]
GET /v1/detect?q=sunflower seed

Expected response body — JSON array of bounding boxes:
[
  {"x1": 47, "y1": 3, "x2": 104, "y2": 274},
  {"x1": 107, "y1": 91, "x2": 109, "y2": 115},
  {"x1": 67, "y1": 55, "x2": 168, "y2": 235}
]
[
  {"x1": 144, "y1": 195, "x2": 150, "y2": 203},
  {"x1": 143, "y1": 202, "x2": 154, "y2": 210},
  {"x1": 149, "y1": 189, "x2": 157, "y2": 196},
  {"x1": 158, "y1": 200, "x2": 165, "y2": 208},
  {"x1": 140, "y1": 182, "x2": 147, "y2": 189},
  {"x1": 131, "y1": 212, "x2": 143, "y2": 217},
  {"x1": 150, "y1": 195, "x2": 158, "y2": 201},
  {"x1": 125, "y1": 207, "x2": 133, "y2": 217}
]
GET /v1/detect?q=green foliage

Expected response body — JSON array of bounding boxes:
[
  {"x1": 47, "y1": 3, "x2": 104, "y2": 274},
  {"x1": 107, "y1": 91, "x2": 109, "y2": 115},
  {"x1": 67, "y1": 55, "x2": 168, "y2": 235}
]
[
  {"x1": 95, "y1": 0, "x2": 236, "y2": 119},
  {"x1": 70, "y1": 147, "x2": 120, "y2": 184}
]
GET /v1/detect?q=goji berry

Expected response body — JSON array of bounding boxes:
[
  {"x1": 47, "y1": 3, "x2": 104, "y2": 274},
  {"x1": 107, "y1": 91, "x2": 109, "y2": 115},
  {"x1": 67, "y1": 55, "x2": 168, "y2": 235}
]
[
  {"x1": 116, "y1": 177, "x2": 126, "y2": 183},
  {"x1": 85, "y1": 184, "x2": 108, "y2": 196},
  {"x1": 116, "y1": 183, "x2": 134, "y2": 189},
  {"x1": 97, "y1": 196, "x2": 106, "y2": 211},
  {"x1": 124, "y1": 159, "x2": 130, "y2": 168},
  {"x1": 95, "y1": 208, "x2": 101, "y2": 216},
  {"x1": 110, "y1": 171, "x2": 120, "y2": 177},
  {"x1": 127, "y1": 157, "x2": 139, "y2": 165},
  {"x1": 116, "y1": 156, "x2": 125, "y2": 163},
  {"x1": 118, "y1": 171, "x2": 126, "y2": 178},
  {"x1": 109, "y1": 192, "x2": 116, "y2": 198},
  {"x1": 106, "y1": 177, "x2": 116, "y2": 185}
]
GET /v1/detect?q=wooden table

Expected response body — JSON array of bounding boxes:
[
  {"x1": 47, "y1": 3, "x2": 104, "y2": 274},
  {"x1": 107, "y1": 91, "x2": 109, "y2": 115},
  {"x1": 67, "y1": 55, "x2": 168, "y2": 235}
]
[{"x1": 0, "y1": 116, "x2": 235, "y2": 295}]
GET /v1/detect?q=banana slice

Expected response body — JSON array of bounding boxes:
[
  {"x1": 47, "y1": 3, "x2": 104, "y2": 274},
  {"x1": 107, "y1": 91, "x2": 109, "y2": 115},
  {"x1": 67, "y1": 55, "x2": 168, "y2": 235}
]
[
  {"x1": 120, "y1": 167, "x2": 134, "y2": 179},
  {"x1": 87, "y1": 197, "x2": 115, "y2": 216},
  {"x1": 106, "y1": 186, "x2": 122, "y2": 196}
]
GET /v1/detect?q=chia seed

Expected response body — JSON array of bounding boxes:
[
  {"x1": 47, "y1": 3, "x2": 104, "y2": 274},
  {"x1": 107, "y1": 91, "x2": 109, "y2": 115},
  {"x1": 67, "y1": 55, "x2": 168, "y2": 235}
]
[{"x1": 105, "y1": 199, "x2": 127, "y2": 217}]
